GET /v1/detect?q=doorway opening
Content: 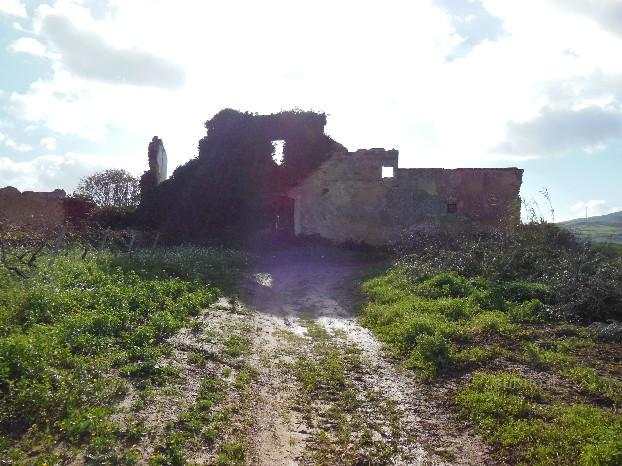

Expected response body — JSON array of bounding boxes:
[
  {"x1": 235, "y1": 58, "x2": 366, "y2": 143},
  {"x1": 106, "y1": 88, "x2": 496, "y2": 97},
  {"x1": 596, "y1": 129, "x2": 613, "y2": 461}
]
[{"x1": 273, "y1": 196, "x2": 295, "y2": 235}]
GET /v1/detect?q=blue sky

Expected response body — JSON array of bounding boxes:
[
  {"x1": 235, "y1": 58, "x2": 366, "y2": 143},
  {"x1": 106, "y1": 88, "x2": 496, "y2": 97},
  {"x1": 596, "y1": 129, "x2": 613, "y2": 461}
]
[{"x1": 1, "y1": 0, "x2": 621, "y2": 221}]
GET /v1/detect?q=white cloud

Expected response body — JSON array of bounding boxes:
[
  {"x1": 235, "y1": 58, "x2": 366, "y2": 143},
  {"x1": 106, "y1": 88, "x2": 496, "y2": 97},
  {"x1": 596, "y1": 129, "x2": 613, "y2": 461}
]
[
  {"x1": 40, "y1": 136, "x2": 57, "y2": 150},
  {"x1": 5, "y1": 139, "x2": 33, "y2": 152},
  {"x1": 8, "y1": 37, "x2": 47, "y2": 57},
  {"x1": 568, "y1": 200, "x2": 621, "y2": 219},
  {"x1": 0, "y1": 151, "x2": 141, "y2": 192},
  {"x1": 39, "y1": 13, "x2": 185, "y2": 88},
  {"x1": 551, "y1": 0, "x2": 622, "y2": 37},
  {"x1": 545, "y1": 71, "x2": 622, "y2": 107},
  {"x1": 435, "y1": 0, "x2": 505, "y2": 59},
  {"x1": 0, "y1": 0, "x2": 27, "y2": 18},
  {"x1": 13, "y1": 21, "x2": 28, "y2": 32},
  {"x1": 9, "y1": 69, "x2": 187, "y2": 143},
  {"x1": 0, "y1": 132, "x2": 33, "y2": 152},
  {"x1": 497, "y1": 106, "x2": 622, "y2": 156},
  {"x1": 5, "y1": 0, "x2": 622, "y2": 194}
]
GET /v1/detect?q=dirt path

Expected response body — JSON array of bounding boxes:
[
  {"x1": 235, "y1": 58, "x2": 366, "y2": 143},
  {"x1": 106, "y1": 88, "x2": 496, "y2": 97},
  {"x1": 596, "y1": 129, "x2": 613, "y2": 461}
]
[{"x1": 238, "y1": 245, "x2": 492, "y2": 465}]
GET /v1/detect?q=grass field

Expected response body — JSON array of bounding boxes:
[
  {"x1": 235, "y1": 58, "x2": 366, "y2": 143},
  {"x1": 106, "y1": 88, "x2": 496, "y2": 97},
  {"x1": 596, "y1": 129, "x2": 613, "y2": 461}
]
[
  {"x1": 1, "y1": 223, "x2": 620, "y2": 464},
  {"x1": 0, "y1": 246, "x2": 247, "y2": 463},
  {"x1": 560, "y1": 211, "x2": 622, "y2": 244}
]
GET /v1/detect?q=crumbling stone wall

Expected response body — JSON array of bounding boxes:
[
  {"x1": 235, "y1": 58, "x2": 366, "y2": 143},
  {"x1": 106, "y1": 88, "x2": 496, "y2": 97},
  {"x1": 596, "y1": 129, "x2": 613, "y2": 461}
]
[
  {"x1": 148, "y1": 136, "x2": 167, "y2": 184},
  {"x1": 287, "y1": 149, "x2": 523, "y2": 245},
  {"x1": 139, "y1": 136, "x2": 168, "y2": 201},
  {"x1": 0, "y1": 187, "x2": 67, "y2": 229}
]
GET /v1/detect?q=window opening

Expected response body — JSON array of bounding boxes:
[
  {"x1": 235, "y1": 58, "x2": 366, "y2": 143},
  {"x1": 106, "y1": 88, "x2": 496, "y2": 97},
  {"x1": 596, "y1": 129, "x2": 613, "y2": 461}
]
[
  {"x1": 271, "y1": 140, "x2": 285, "y2": 165},
  {"x1": 382, "y1": 166, "x2": 394, "y2": 178}
]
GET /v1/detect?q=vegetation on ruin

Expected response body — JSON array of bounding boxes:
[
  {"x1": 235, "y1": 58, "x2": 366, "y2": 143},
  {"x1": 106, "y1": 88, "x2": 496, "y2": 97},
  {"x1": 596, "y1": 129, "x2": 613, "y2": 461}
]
[
  {"x1": 360, "y1": 222, "x2": 622, "y2": 464},
  {"x1": 137, "y1": 109, "x2": 344, "y2": 243}
]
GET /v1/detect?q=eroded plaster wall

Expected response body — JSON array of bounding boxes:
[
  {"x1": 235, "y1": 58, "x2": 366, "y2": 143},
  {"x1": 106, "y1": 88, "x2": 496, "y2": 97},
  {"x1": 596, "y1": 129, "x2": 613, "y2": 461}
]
[{"x1": 288, "y1": 149, "x2": 523, "y2": 245}]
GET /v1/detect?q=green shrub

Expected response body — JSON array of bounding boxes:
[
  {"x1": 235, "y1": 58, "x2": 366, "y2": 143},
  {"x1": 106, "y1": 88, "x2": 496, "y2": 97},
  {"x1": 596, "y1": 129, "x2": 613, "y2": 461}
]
[
  {"x1": 109, "y1": 246, "x2": 247, "y2": 294},
  {"x1": 563, "y1": 366, "x2": 622, "y2": 407},
  {"x1": 150, "y1": 431, "x2": 186, "y2": 466},
  {"x1": 507, "y1": 299, "x2": 547, "y2": 323},
  {"x1": 360, "y1": 270, "x2": 534, "y2": 376},
  {"x1": 414, "y1": 272, "x2": 473, "y2": 299},
  {"x1": 223, "y1": 335, "x2": 250, "y2": 358},
  {"x1": 432, "y1": 298, "x2": 474, "y2": 320},
  {"x1": 217, "y1": 441, "x2": 246, "y2": 465},
  {"x1": 466, "y1": 288, "x2": 507, "y2": 312},
  {"x1": 468, "y1": 311, "x2": 518, "y2": 337},
  {"x1": 396, "y1": 223, "x2": 622, "y2": 321},
  {"x1": 295, "y1": 346, "x2": 347, "y2": 392},
  {"x1": 454, "y1": 345, "x2": 506, "y2": 366},
  {"x1": 405, "y1": 333, "x2": 453, "y2": 378},
  {"x1": 456, "y1": 372, "x2": 541, "y2": 432},
  {"x1": 501, "y1": 281, "x2": 551, "y2": 303},
  {"x1": 522, "y1": 342, "x2": 574, "y2": 369},
  {"x1": 457, "y1": 371, "x2": 622, "y2": 465},
  {"x1": 59, "y1": 407, "x2": 116, "y2": 443},
  {"x1": 361, "y1": 266, "x2": 413, "y2": 304}
]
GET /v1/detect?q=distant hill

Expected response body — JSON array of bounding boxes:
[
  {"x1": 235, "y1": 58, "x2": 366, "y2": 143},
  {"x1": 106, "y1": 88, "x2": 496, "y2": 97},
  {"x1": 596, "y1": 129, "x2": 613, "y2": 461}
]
[{"x1": 559, "y1": 210, "x2": 622, "y2": 244}]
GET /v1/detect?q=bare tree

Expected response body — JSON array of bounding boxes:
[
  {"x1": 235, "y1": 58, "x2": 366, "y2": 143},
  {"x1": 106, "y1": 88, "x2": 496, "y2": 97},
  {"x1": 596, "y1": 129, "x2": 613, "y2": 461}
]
[
  {"x1": 522, "y1": 188, "x2": 556, "y2": 224},
  {"x1": 0, "y1": 221, "x2": 60, "y2": 278},
  {"x1": 539, "y1": 188, "x2": 555, "y2": 223},
  {"x1": 75, "y1": 169, "x2": 140, "y2": 208}
]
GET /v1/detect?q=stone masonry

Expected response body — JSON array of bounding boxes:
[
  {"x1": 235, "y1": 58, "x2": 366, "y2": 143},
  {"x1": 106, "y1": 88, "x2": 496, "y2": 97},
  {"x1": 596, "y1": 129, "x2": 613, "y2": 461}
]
[
  {"x1": 287, "y1": 148, "x2": 523, "y2": 245},
  {"x1": 0, "y1": 186, "x2": 67, "y2": 229},
  {"x1": 148, "y1": 136, "x2": 167, "y2": 184}
]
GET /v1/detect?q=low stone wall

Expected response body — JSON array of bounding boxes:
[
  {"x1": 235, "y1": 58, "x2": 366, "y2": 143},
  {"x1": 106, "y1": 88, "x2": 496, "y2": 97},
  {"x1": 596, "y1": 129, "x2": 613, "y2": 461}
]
[
  {"x1": 0, "y1": 186, "x2": 67, "y2": 229},
  {"x1": 287, "y1": 149, "x2": 523, "y2": 245}
]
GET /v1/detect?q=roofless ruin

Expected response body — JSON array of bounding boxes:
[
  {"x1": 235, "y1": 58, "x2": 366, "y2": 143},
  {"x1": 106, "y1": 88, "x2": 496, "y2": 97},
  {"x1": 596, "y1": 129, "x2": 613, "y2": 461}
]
[{"x1": 138, "y1": 109, "x2": 523, "y2": 245}]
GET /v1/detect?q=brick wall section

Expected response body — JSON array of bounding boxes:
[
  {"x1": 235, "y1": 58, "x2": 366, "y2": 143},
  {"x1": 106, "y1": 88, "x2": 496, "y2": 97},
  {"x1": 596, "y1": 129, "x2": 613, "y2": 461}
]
[{"x1": 287, "y1": 149, "x2": 523, "y2": 245}]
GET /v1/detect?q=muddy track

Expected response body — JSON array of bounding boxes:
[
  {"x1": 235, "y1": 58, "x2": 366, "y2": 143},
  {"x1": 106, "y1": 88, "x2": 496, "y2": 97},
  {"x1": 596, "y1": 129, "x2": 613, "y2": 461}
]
[{"x1": 237, "y1": 245, "x2": 492, "y2": 465}]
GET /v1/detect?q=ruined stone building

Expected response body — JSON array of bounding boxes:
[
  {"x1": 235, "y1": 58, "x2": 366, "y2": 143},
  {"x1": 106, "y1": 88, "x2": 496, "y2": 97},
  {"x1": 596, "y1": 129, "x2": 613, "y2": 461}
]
[{"x1": 139, "y1": 109, "x2": 522, "y2": 245}]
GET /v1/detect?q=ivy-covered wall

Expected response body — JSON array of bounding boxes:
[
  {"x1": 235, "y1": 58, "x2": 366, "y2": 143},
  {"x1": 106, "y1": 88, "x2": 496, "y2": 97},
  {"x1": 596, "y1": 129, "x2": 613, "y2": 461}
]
[{"x1": 137, "y1": 109, "x2": 344, "y2": 243}]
